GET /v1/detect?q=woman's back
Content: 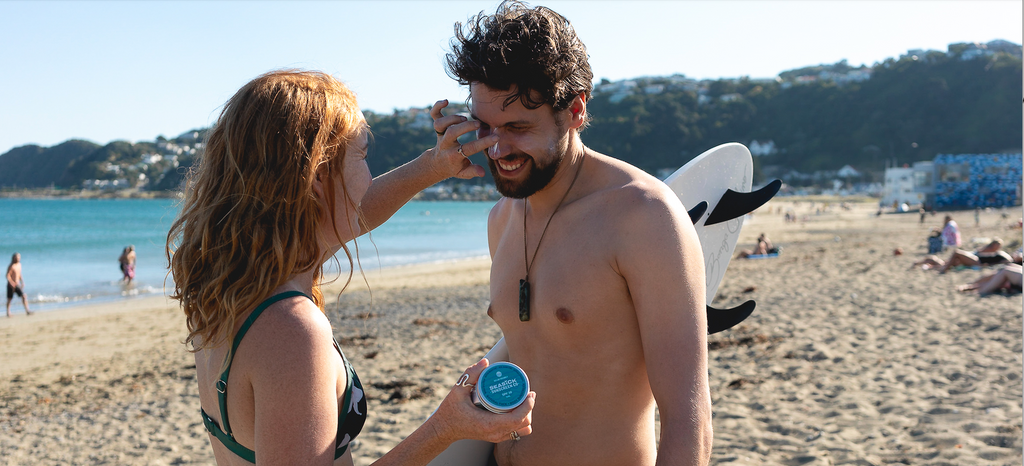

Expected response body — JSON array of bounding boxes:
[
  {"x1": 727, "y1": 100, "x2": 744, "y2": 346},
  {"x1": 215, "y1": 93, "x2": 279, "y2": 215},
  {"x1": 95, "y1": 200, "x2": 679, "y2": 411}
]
[{"x1": 195, "y1": 290, "x2": 360, "y2": 465}]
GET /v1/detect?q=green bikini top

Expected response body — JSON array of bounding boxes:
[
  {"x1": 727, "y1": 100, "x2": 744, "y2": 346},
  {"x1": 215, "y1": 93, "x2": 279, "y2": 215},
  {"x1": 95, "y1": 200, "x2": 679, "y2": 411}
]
[{"x1": 200, "y1": 291, "x2": 367, "y2": 463}]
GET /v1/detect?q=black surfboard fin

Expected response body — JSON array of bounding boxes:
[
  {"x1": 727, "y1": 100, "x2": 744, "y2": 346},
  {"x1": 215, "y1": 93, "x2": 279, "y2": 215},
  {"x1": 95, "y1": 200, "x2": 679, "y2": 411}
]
[
  {"x1": 704, "y1": 179, "x2": 782, "y2": 226},
  {"x1": 707, "y1": 300, "x2": 756, "y2": 334},
  {"x1": 687, "y1": 201, "x2": 708, "y2": 225}
]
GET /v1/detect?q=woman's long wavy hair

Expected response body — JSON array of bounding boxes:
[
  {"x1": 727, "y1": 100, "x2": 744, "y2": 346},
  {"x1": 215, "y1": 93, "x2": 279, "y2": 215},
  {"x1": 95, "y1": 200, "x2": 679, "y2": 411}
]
[{"x1": 167, "y1": 69, "x2": 363, "y2": 351}]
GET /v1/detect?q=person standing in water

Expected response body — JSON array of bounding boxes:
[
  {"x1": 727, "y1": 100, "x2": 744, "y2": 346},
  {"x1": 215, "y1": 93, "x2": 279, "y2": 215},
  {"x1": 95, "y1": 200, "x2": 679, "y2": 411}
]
[
  {"x1": 119, "y1": 245, "x2": 137, "y2": 284},
  {"x1": 6, "y1": 253, "x2": 31, "y2": 317}
]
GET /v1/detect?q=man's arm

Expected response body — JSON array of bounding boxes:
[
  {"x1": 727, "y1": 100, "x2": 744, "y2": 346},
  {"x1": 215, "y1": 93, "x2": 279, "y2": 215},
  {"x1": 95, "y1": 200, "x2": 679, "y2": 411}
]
[{"x1": 617, "y1": 185, "x2": 712, "y2": 466}]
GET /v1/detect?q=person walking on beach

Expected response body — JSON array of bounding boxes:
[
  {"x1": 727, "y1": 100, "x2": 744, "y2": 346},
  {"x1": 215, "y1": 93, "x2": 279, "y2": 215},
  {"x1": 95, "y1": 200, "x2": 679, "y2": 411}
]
[
  {"x1": 167, "y1": 70, "x2": 532, "y2": 465},
  {"x1": 443, "y1": 2, "x2": 711, "y2": 464},
  {"x1": 118, "y1": 245, "x2": 136, "y2": 284},
  {"x1": 6, "y1": 253, "x2": 31, "y2": 317}
]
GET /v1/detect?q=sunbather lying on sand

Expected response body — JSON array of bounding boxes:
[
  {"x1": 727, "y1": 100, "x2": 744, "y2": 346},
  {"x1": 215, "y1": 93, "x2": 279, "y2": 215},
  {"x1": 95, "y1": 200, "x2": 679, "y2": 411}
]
[
  {"x1": 957, "y1": 264, "x2": 1023, "y2": 295},
  {"x1": 912, "y1": 238, "x2": 1018, "y2": 272}
]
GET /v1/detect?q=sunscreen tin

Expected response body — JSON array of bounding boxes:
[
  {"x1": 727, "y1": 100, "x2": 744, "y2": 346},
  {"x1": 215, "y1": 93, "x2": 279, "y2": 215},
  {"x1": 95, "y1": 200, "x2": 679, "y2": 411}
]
[{"x1": 471, "y1": 362, "x2": 530, "y2": 414}]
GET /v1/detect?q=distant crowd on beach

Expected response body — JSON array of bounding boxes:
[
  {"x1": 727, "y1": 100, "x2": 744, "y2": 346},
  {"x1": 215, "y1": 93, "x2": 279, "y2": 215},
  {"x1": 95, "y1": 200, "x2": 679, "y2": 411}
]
[
  {"x1": 731, "y1": 202, "x2": 1024, "y2": 298},
  {"x1": 909, "y1": 213, "x2": 1023, "y2": 296},
  {"x1": 5, "y1": 245, "x2": 138, "y2": 317}
]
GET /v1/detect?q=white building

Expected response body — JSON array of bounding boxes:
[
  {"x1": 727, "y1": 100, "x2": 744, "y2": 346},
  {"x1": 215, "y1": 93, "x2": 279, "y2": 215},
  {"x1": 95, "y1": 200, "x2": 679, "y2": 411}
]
[
  {"x1": 881, "y1": 161, "x2": 933, "y2": 207},
  {"x1": 882, "y1": 167, "x2": 918, "y2": 206}
]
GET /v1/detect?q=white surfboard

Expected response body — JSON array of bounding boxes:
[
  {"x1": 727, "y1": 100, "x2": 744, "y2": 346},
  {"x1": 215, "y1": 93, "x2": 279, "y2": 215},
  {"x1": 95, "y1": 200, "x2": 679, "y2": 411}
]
[
  {"x1": 426, "y1": 142, "x2": 772, "y2": 466},
  {"x1": 664, "y1": 142, "x2": 751, "y2": 305}
]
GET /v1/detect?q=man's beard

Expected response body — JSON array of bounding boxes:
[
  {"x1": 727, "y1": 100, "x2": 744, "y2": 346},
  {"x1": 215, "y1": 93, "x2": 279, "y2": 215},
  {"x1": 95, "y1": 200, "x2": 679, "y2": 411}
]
[{"x1": 487, "y1": 149, "x2": 565, "y2": 199}]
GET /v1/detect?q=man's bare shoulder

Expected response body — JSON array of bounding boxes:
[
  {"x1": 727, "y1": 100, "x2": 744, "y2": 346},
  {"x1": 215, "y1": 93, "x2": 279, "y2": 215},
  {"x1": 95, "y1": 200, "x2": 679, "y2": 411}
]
[
  {"x1": 586, "y1": 152, "x2": 683, "y2": 214},
  {"x1": 488, "y1": 196, "x2": 517, "y2": 226}
]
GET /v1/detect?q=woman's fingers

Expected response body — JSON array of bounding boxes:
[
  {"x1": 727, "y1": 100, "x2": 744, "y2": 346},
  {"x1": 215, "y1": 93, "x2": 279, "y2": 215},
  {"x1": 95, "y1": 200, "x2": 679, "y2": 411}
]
[
  {"x1": 457, "y1": 133, "x2": 497, "y2": 158},
  {"x1": 427, "y1": 99, "x2": 494, "y2": 179},
  {"x1": 436, "y1": 116, "x2": 477, "y2": 141},
  {"x1": 434, "y1": 115, "x2": 469, "y2": 138},
  {"x1": 460, "y1": 358, "x2": 489, "y2": 385},
  {"x1": 454, "y1": 164, "x2": 487, "y2": 180},
  {"x1": 487, "y1": 391, "x2": 535, "y2": 443},
  {"x1": 429, "y1": 99, "x2": 448, "y2": 120},
  {"x1": 510, "y1": 391, "x2": 535, "y2": 429},
  {"x1": 432, "y1": 99, "x2": 472, "y2": 138}
]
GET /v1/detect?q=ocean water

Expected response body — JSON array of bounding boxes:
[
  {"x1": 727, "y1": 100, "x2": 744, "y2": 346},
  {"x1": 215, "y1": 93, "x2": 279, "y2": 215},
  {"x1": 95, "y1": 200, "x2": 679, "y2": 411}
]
[{"x1": 0, "y1": 199, "x2": 493, "y2": 312}]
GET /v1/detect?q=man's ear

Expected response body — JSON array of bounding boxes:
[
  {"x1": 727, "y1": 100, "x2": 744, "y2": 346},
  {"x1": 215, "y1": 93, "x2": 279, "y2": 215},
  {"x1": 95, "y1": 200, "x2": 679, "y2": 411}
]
[{"x1": 567, "y1": 92, "x2": 587, "y2": 129}]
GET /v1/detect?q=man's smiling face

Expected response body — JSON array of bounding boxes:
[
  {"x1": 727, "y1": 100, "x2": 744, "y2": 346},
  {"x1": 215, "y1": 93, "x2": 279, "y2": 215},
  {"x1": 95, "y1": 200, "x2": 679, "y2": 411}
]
[{"x1": 470, "y1": 83, "x2": 572, "y2": 199}]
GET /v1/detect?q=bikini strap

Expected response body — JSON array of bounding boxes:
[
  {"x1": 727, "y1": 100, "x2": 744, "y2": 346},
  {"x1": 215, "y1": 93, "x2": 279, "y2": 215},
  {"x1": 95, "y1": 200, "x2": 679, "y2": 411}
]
[
  {"x1": 335, "y1": 337, "x2": 354, "y2": 451},
  {"x1": 216, "y1": 291, "x2": 310, "y2": 439}
]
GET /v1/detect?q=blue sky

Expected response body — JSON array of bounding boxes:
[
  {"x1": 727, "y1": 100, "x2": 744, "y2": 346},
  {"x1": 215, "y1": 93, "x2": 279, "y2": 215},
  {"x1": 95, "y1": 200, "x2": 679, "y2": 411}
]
[{"x1": 1, "y1": 1, "x2": 1020, "y2": 155}]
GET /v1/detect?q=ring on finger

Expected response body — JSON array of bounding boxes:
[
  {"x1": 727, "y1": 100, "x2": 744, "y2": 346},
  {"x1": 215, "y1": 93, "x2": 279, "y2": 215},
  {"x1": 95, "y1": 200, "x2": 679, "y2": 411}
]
[
  {"x1": 455, "y1": 373, "x2": 471, "y2": 387},
  {"x1": 457, "y1": 145, "x2": 467, "y2": 158},
  {"x1": 435, "y1": 130, "x2": 445, "y2": 136},
  {"x1": 510, "y1": 431, "x2": 521, "y2": 441}
]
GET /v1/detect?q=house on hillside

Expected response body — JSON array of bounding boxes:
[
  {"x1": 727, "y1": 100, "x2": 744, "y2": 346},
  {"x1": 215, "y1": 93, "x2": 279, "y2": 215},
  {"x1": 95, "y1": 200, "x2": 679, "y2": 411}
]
[
  {"x1": 748, "y1": 140, "x2": 776, "y2": 157},
  {"x1": 882, "y1": 154, "x2": 1022, "y2": 209},
  {"x1": 837, "y1": 165, "x2": 860, "y2": 178}
]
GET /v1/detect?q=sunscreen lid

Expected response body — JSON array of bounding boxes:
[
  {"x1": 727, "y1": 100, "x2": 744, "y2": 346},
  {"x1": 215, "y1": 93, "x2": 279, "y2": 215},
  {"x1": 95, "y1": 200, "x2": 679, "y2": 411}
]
[{"x1": 473, "y1": 362, "x2": 529, "y2": 413}]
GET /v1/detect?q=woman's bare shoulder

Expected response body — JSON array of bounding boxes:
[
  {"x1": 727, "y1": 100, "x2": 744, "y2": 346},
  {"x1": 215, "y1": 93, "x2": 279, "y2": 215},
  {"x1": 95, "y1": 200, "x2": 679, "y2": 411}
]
[{"x1": 235, "y1": 295, "x2": 338, "y2": 377}]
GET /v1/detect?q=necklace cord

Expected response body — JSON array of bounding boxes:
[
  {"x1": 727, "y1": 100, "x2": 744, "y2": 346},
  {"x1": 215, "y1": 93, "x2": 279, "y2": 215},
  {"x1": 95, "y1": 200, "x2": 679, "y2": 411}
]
[{"x1": 523, "y1": 152, "x2": 586, "y2": 281}]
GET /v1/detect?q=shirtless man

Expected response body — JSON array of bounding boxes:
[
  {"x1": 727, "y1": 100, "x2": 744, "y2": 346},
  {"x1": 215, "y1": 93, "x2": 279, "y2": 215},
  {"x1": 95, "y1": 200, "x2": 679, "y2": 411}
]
[
  {"x1": 6, "y1": 253, "x2": 31, "y2": 316},
  {"x1": 441, "y1": 2, "x2": 711, "y2": 464}
]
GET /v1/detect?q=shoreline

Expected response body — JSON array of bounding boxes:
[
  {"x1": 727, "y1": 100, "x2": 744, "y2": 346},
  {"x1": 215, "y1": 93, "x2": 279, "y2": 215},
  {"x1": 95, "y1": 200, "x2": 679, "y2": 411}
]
[
  {"x1": 0, "y1": 188, "x2": 180, "y2": 199},
  {"x1": 10, "y1": 255, "x2": 493, "y2": 315}
]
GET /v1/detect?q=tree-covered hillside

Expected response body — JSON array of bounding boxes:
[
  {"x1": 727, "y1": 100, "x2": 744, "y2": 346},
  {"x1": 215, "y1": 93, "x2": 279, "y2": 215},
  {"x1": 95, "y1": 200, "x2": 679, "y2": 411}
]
[
  {"x1": 583, "y1": 49, "x2": 1021, "y2": 183},
  {"x1": 0, "y1": 140, "x2": 99, "y2": 188},
  {"x1": 1, "y1": 41, "x2": 1019, "y2": 190}
]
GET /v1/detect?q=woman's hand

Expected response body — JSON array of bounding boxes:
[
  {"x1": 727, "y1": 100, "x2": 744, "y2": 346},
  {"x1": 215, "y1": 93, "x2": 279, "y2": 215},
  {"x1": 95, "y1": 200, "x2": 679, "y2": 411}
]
[
  {"x1": 429, "y1": 359, "x2": 535, "y2": 445},
  {"x1": 425, "y1": 99, "x2": 497, "y2": 180}
]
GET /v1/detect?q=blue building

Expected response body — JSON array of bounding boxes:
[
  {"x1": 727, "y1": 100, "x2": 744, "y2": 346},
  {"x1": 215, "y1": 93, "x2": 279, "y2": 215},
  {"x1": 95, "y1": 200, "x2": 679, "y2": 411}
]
[{"x1": 932, "y1": 153, "x2": 1022, "y2": 209}]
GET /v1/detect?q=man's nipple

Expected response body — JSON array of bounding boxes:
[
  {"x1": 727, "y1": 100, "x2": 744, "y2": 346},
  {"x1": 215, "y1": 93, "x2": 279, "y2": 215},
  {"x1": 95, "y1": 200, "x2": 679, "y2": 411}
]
[{"x1": 555, "y1": 307, "x2": 575, "y2": 324}]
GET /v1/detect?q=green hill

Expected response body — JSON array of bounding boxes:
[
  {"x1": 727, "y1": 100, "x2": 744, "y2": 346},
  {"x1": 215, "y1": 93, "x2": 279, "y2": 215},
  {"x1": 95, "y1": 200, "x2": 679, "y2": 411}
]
[
  {"x1": 1, "y1": 41, "x2": 1019, "y2": 191},
  {"x1": 0, "y1": 140, "x2": 99, "y2": 188}
]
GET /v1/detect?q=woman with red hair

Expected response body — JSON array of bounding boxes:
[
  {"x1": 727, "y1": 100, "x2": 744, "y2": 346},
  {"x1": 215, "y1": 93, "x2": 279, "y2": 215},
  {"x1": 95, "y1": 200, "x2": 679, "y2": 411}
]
[{"x1": 168, "y1": 70, "x2": 533, "y2": 465}]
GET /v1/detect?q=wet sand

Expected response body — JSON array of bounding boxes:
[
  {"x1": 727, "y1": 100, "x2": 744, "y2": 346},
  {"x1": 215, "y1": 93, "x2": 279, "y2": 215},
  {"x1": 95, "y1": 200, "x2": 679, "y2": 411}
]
[{"x1": 1, "y1": 201, "x2": 1020, "y2": 465}]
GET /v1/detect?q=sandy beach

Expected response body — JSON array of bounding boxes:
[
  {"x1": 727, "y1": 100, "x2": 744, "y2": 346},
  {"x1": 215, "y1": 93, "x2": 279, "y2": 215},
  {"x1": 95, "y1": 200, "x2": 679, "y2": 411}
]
[{"x1": 1, "y1": 200, "x2": 1021, "y2": 465}]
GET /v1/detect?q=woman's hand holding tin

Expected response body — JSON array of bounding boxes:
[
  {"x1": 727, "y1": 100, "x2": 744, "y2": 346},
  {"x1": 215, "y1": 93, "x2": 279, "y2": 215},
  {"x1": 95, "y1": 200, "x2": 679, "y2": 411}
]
[{"x1": 430, "y1": 358, "x2": 536, "y2": 445}]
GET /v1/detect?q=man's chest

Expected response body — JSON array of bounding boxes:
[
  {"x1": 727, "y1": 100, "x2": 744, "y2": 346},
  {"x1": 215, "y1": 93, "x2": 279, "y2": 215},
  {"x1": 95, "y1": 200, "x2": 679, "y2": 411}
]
[{"x1": 488, "y1": 225, "x2": 633, "y2": 333}]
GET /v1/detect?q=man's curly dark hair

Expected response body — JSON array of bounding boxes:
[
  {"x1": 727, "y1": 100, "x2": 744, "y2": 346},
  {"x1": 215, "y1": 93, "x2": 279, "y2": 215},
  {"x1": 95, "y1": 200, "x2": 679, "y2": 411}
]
[{"x1": 446, "y1": 1, "x2": 593, "y2": 129}]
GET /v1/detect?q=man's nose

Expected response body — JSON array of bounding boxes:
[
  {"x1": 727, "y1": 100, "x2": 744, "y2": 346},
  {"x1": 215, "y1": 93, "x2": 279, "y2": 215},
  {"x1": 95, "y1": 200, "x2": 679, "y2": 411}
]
[{"x1": 487, "y1": 131, "x2": 509, "y2": 159}]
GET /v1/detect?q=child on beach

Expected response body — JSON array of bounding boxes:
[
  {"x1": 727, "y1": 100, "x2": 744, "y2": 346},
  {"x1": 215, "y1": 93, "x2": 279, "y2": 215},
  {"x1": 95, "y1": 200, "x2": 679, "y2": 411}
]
[{"x1": 167, "y1": 70, "x2": 533, "y2": 465}]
